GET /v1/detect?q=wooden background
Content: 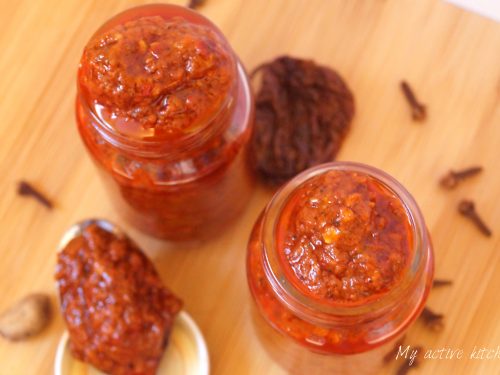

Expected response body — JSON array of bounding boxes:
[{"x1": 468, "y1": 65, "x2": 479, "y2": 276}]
[{"x1": 0, "y1": 0, "x2": 499, "y2": 374}]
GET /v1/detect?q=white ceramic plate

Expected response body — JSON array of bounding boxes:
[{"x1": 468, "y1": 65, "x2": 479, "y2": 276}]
[{"x1": 54, "y1": 311, "x2": 209, "y2": 375}]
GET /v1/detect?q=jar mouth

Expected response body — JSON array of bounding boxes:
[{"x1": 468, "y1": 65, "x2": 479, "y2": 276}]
[
  {"x1": 261, "y1": 161, "x2": 429, "y2": 324},
  {"x1": 78, "y1": 61, "x2": 251, "y2": 160},
  {"x1": 77, "y1": 3, "x2": 239, "y2": 156}
]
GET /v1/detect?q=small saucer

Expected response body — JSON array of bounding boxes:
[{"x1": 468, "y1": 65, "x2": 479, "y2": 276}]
[{"x1": 54, "y1": 311, "x2": 209, "y2": 375}]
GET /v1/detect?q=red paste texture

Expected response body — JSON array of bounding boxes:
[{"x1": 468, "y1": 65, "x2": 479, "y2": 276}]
[
  {"x1": 277, "y1": 170, "x2": 412, "y2": 304},
  {"x1": 56, "y1": 224, "x2": 182, "y2": 374},
  {"x1": 78, "y1": 16, "x2": 235, "y2": 139}
]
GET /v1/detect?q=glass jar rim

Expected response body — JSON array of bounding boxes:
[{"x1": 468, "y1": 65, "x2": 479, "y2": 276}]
[
  {"x1": 260, "y1": 161, "x2": 430, "y2": 325},
  {"x1": 77, "y1": 3, "x2": 241, "y2": 157}
]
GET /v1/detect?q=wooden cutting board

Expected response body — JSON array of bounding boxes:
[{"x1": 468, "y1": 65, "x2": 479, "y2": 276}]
[{"x1": 0, "y1": 0, "x2": 499, "y2": 374}]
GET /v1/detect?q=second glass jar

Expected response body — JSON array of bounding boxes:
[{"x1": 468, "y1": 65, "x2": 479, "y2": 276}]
[
  {"x1": 76, "y1": 4, "x2": 254, "y2": 240},
  {"x1": 246, "y1": 162, "x2": 434, "y2": 374}
]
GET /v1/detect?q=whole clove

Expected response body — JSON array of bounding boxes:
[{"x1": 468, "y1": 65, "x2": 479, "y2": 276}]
[
  {"x1": 383, "y1": 335, "x2": 406, "y2": 363},
  {"x1": 440, "y1": 166, "x2": 482, "y2": 189},
  {"x1": 458, "y1": 200, "x2": 492, "y2": 237},
  {"x1": 395, "y1": 346, "x2": 423, "y2": 375},
  {"x1": 400, "y1": 81, "x2": 426, "y2": 122},
  {"x1": 17, "y1": 181, "x2": 53, "y2": 209},
  {"x1": 419, "y1": 307, "x2": 444, "y2": 332},
  {"x1": 187, "y1": 0, "x2": 205, "y2": 9},
  {"x1": 432, "y1": 279, "x2": 453, "y2": 288}
]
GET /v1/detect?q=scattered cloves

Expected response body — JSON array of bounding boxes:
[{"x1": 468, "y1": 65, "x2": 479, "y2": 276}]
[
  {"x1": 432, "y1": 279, "x2": 453, "y2": 288},
  {"x1": 458, "y1": 200, "x2": 492, "y2": 237},
  {"x1": 395, "y1": 346, "x2": 423, "y2": 375},
  {"x1": 400, "y1": 81, "x2": 426, "y2": 122},
  {"x1": 383, "y1": 335, "x2": 406, "y2": 363},
  {"x1": 17, "y1": 181, "x2": 53, "y2": 209},
  {"x1": 187, "y1": 0, "x2": 206, "y2": 9},
  {"x1": 419, "y1": 307, "x2": 444, "y2": 332},
  {"x1": 440, "y1": 166, "x2": 483, "y2": 189}
]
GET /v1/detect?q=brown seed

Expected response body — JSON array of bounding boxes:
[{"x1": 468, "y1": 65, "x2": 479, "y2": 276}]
[
  {"x1": 0, "y1": 294, "x2": 52, "y2": 341},
  {"x1": 458, "y1": 200, "x2": 492, "y2": 237},
  {"x1": 440, "y1": 166, "x2": 482, "y2": 189},
  {"x1": 400, "y1": 81, "x2": 426, "y2": 122},
  {"x1": 138, "y1": 39, "x2": 148, "y2": 53}
]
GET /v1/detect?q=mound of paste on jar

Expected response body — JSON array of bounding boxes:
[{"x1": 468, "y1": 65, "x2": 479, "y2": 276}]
[
  {"x1": 78, "y1": 16, "x2": 235, "y2": 139},
  {"x1": 277, "y1": 170, "x2": 412, "y2": 304},
  {"x1": 55, "y1": 224, "x2": 182, "y2": 375}
]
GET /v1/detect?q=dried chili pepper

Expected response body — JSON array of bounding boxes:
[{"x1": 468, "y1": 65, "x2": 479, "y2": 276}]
[{"x1": 250, "y1": 56, "x2": 355, "y2": 184}]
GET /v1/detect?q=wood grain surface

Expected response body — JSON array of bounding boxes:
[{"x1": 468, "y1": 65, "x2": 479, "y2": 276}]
[{"x1": 0, "y1": 0, "x2": 499, "y2": 374}]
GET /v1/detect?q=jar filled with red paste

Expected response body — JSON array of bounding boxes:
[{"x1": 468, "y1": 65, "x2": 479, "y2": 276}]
[
  {"x1": 246, "y1": 162, "x2": 434, "y2": 374},
  {"x1": 76, "y1": 4, "x2": 254, "y2": 240}
]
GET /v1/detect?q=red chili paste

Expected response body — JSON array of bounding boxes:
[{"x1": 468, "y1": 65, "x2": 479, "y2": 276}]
[
  {"x1": 277, "y1": 170, "x2": 412, "y2": 304},
  {"x1": 79, "y1": 15, "x2": 235, "y2": 140},
  {"x1": 76, "y1": 6, "x2": 254, "y2": 240},
  {"x1": 55, "y1": 224, "x2": 182, "y2": 374},
  {"x1": 246, "y1": 161, "x2": 437, "y2": 375}
]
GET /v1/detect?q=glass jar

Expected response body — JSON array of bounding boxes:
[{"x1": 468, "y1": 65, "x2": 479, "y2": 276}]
[
  {"x1": 76, "y1": 4, "x2": 254, "y2": 240},
  {"x1": 246, "y1": 162, "x2": 434, "y2": 375}
]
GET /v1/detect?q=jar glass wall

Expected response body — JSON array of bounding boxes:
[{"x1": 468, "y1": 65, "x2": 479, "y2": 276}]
[
  {"x1": 76, "y1": 4, "x2": 254, "y2": 240},
  {"x1": 246, "y1": 162, "x2": 434, "y2": 374}
]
